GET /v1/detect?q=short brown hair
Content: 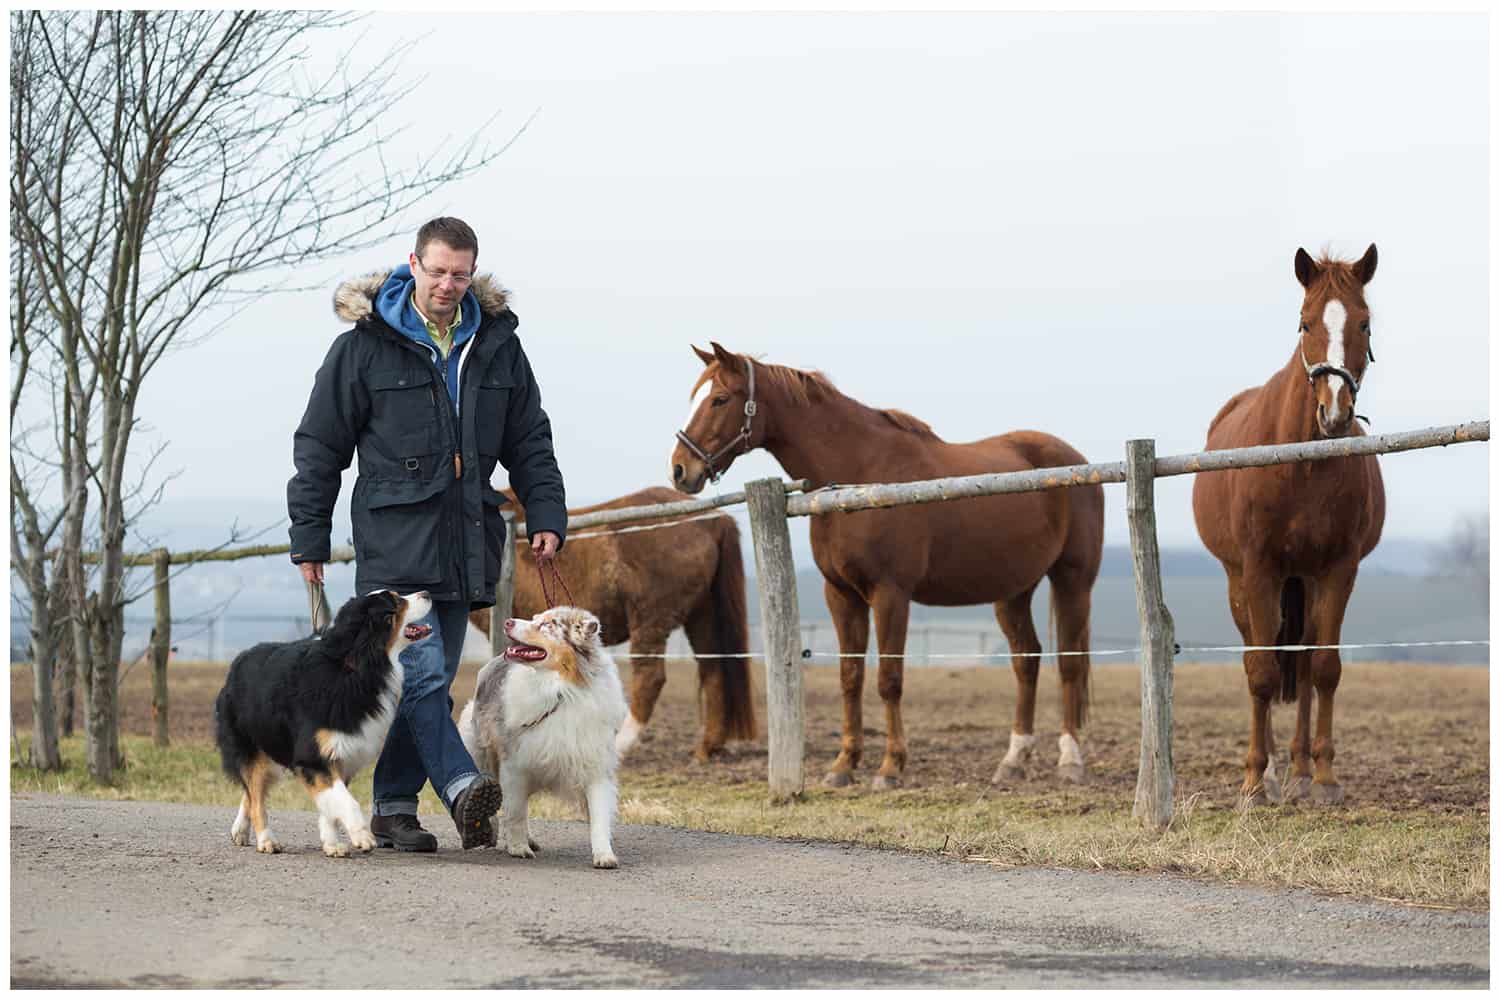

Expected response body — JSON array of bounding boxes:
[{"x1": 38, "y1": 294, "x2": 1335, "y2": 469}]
[{"x1": 415, "y1": 217, "x2": 479, "y2": 260}]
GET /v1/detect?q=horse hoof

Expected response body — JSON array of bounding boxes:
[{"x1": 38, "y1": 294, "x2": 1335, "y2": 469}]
[
  {"x1": 1261, "y1": 772, "x2": 1283, "y2": 804},
  {"x1": 990, "y1": 763, "x2": 1025, "y2": 785},
  {"x1": 870, "y1": 774, "x2": 903, "y2": 791},
  {"x1": 1311, "y1": 782, "x2": 1345, "y2": 806},
  {"x1": 1284, "y1": 776, "x2": 1313, "y2": 803},
  {"x1": 822, "y1": 771, "x2": 854, "y2": 788},
  {"x1": 1057, "y1": 764, "x2": 1087, "y2": 785},
  {"x1": 1238, "y1": 788, "x2": 1271, "y2": 809}
]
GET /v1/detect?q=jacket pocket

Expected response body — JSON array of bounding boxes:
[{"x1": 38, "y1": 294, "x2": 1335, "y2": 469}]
[
  {"x1": 369, "y1": 367, "x2": 442, "y2": 446},
  {"x1": 352, "y1": 478, "x2": 449, "y2": 587},
  {"x1": 473, "y1": 374, "x2": 514, "y2": 458}
]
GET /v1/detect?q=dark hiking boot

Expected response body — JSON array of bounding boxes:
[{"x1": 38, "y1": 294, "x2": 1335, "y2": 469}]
[
  {"x1": 370, "y1": 812, "x2": 438, "y2": 853},
  {"x1": 451, "y1": 776, "x2": 502, "y2": 850}
]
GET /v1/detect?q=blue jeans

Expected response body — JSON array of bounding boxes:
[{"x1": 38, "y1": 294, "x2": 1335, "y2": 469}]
[{"x1": 372, "y1": 599, "x2": 482, "y2": 817}]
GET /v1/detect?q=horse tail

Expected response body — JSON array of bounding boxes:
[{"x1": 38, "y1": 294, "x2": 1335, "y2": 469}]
[
  {"x1": 708, "y1": 516, "x2": 756, "y2": 741},
  {"x1": 1276, "y1": 577, "x2": 1305, "y2": 704}
]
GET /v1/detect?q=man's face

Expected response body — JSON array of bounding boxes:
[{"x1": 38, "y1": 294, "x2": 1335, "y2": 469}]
[{"x1": 409, "y1": 240, "x2": 476, "y2": 321}]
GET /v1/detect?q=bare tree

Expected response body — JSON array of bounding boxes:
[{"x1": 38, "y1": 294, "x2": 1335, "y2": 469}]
[
  {"x1": 1430, "y1": 511, "x2": 1489, "y2": 606},
  {"x1": 10, "y1": 11, "x2": 513, "y2": 782}
]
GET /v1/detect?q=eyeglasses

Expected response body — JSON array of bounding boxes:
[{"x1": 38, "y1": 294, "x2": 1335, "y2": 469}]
[{"x1": 415, "y1": 257, "x2": 473, "y2": 286}]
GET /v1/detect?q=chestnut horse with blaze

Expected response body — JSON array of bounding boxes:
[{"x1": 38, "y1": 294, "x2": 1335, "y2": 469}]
[
  {"x1": 470, "y1": 487, "x2": 754, "y2": 761},
  {"x1": 1192, "y1": 245, "x2": 1385, "y2": 806},
  {"x1": 671, "y1": 344, "x2": 1104, "y2": 788}
]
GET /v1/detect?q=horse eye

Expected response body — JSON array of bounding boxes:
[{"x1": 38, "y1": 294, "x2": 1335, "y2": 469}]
[
  {"x1": 1360, "y1": 321, "x2": 1370, "y2": 333},
  {"x1": 1298, "y1": 322, "x2": 1309, "y2": 333},
  {"x1": 711, "y1": 396, "x2": 729, "y2": 408}
]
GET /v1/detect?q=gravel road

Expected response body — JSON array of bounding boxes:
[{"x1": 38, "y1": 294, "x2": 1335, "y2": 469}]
[{"x1": 9, "y1": 795, "x2": 1487, "y2": 988}]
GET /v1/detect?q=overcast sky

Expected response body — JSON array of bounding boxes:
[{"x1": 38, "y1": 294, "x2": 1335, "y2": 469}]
[{"x1": 130, "y1": 12, "x2": 1487, "y2": 565}]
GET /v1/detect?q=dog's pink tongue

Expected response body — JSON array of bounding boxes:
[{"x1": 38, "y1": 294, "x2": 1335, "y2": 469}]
[
  {"x1": 404, "y1": 624, "x2": 432, "y2": 641},
  {"x1": 506, "y1": 644, "x2": 544, "y2": 661}
]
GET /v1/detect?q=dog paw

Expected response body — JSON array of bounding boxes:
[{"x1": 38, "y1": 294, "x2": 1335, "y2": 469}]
[
  {"x1": 323, "y1": 841, "x2": 351, "y2": 859},
  {"x1": 593, "y1": 853, "x2": 619, "y2": 870},
  {"x1": 256, "y1": 834, "x2": 283, "y2": 855},
  {"x1": 507, "y1": 842, "x2": 536, "y2": 859},
  {"x1": 348, "y1": 828, "x2": 376, "y2": 852}
]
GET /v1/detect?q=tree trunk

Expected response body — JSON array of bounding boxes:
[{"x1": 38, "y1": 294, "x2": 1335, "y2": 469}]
[{"x1": 23, "y1": 556, "x2": 62, "y2": 770}]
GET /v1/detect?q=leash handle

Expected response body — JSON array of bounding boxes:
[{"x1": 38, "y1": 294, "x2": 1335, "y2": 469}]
[
  {"x1": 536, "y1": 552, "x2": 576, "y2": 609},
  {"x1": 306, "y1": 579, "x2": 332, "y2": 635}
]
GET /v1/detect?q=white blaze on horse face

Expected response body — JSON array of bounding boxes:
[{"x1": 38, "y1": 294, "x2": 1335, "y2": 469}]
[
  {"x1": 669, "y1": 383, "x2": 714, "y2": 476},
  {"x1": 1321, "y1": 299, "x2": 1348, "y2": 424}
]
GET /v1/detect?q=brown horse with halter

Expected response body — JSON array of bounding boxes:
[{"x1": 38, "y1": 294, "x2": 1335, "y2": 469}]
[
  {"x1": 1192, "y1": 245, "x2": 1386, "y2": 806},
  {"x1": 671, "y1": 343, "x2": 1104, "y2": 788},
  {"x1": 469, "y1": 487, "x2": 755, "y2": 761}
]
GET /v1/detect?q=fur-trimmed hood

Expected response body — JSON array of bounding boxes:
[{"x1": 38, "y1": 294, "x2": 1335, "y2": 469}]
[{"x1": 333, "y1": 270, "x2": 510, "y2": 325}]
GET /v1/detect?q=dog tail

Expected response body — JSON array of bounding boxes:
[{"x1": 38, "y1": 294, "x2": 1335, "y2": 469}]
[
  {"x1": 213, "y1": 682, "x2": 252, "y2": 786},
  {"x1": 707, "y1": 515, "x2": 756, "y2": 742},
  {"x1": 457, "y1": 700, "x2": 481, "y2": 766}
]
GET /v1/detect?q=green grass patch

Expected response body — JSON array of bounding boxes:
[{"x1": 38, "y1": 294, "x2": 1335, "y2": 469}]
[{"x1": 12, "y1": 731, "x2": 1486, "y2": 911}]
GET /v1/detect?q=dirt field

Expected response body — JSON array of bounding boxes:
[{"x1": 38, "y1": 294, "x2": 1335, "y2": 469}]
[{"x1": 14, "y1": 655, "x2": 1487, "y2": 815}]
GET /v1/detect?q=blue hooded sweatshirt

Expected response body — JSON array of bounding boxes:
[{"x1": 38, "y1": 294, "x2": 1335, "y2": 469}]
[{"x1": 374, "y1": 264, "x2": 484, "y2": 417}]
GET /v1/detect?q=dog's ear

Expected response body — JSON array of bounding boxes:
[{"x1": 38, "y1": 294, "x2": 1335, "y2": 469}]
[
  {"x1": 569, "y1": 612, "x2": 601, "y2": 646},
  {"x1": 320, "y1": 593, "x2": 391, "y2": 667}
]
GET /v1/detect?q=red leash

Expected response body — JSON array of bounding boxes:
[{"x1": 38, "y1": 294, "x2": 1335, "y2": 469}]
[{"x1": 536, "y1": 554, "x2": 576, "y2": 609}]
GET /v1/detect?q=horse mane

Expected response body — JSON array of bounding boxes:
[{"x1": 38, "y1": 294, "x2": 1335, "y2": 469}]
[
  {"x1": 741, "y1": 358, "x2": 940, "y2": 439},
  {"x1": 1310, "y1": 252, "x2": 1365, "y2": 300}
]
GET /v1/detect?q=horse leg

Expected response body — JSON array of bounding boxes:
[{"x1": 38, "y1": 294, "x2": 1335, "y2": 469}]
[
  {"x1": 1284, "y1": 581, "x2": 1316, "y2": 803},
  {"x1": 1051, "y1": 576, "x2": 1094, "y2": 784},
  {"x1": 1227, "y1": 569, "x2": 1284, "y2": 803},
  {"x1": 870, "y1": 586, "x2": 912, "y2": 790},
  {"x1": 1307, "y1": 566, "x2": 1357, "y2": 806},
  {"x1": 616, "y1": 629, "x2": 670, "y2": 759},
  {"x1": 989, "y1": 587, "x2": 1041, "y2": 784},
  {"x1": 682, "y1": 609, "x2": 727, "y2": 761},
  {"x1": 1237, "y1": 567, "x2": 1284, "y2": 807},
  {"x1": 822, "y1": 580, "x2": 870, "y2": 788}
]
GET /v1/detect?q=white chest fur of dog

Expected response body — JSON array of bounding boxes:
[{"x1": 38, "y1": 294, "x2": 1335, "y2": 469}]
[{"x1": 457, "y1": 606, "x2": 628, "y2": 869}]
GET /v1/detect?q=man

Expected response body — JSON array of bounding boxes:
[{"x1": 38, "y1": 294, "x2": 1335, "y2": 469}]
[{"x1": 288, "y1": 217, "x2": 566, "y2": 852}]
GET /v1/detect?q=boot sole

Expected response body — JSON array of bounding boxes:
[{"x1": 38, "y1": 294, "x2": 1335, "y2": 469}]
[
  {"x1": 372, "y1": 833, "x2": 437, "y2": 853},
  {"x1": 456, "y1": 780, "x2": 503, "y2": 850}
]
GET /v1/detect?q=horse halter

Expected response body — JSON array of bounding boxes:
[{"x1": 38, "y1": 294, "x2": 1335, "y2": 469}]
[
  {"x1": 675, "y1": 362, "x2": 757, "y2": 484},
  {"x1": 1300, "y1": 326, "x2": 1374, "y2": 424}
]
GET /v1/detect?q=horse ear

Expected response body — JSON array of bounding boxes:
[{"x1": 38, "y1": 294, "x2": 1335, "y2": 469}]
[
  {"x1": 1354, "y1": 243, "x2": 1378, "y2": 285},
  {"x1": 1294, "y1": 248, "x2": 1320, "y2": 289},
  {"x1": 710, "y1": 342, "x2": 744, "y2": 374},
  {"x1": 691, "y1": 344, "x2": 715, "y2": 366}
]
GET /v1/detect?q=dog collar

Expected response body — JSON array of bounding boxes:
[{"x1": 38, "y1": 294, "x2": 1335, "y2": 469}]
[{"x1": 522, "y1": 694, "x2": 565, "y2": 730}]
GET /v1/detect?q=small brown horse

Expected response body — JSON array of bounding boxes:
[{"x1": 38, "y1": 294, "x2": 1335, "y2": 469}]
[
  {"x1": 671, "y1": 343, "x2": 1104, "y2": 788},
  {"x1": 1192, "y1": 245, "x2": 1386, "y2": 806},
  {"x1": 470, "y1": 487, "x2": 755, "y2": 761}
]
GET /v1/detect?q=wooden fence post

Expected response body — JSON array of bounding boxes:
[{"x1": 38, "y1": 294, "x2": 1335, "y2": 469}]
[
  {"x1": 1126, "y1": 439, "x2": 1176, "y2": 830},
  {"x1": 745, "y1": 477, "x2": 804, "y2": 803},
  {"x1": 491, "y1": 513, "x2": 517, "y2": 660},
  {"x1": 150, "y1": 548, "x2": 171, "y2": 747}
]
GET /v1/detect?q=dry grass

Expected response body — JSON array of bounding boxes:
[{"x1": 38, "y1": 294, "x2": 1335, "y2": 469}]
[{"x1": 10, "y1": 657, "x2": 1489, "y2": 909}]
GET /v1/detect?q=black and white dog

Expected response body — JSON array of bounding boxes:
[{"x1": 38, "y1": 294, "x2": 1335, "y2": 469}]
[{"x1": 214, "y1": 590, "x2": 432, "y2": 857}]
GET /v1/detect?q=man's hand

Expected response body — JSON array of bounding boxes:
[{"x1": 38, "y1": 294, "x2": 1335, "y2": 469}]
[
  {"x1": 531, "y1": 531, "x2": 561, "y2": 560},
  {"x1": 299, "y1": 561, "x2": 325, "y2": 585}
]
